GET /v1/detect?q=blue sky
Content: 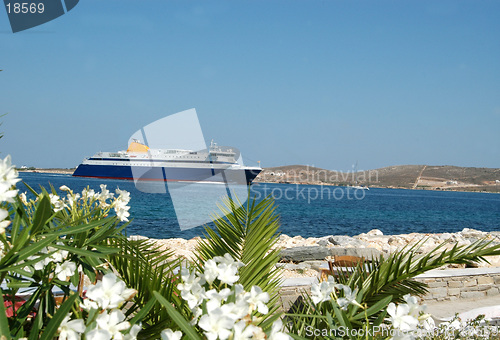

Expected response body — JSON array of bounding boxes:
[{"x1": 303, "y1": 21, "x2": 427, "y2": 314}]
[{"x1": 1, "y1": 0, "x2": 499, "y2": 171}]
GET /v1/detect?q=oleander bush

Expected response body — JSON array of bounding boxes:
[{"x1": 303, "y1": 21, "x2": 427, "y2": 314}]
[{"x1": 2, "y1": 152, "x2": 500, "y2": 340}]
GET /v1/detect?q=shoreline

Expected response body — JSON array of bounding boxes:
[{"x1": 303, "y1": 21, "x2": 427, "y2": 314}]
[
  {"x1": 18, "y1": 169, "x2": 500, "y2": 194},
  {"x1": 19, "y1": 169, "x2": 75, "y2": 175},
  {"x1": 131, "y1": 228, "x2": 500, "y2": 278},
  {"x1": 255, "y1": 180, "x2": 500, "y2": 194}
]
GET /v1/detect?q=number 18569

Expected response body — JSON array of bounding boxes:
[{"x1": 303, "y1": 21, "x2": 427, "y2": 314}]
[{"x1": 6, "y1": 2, "x2": 45, "y2": 14}]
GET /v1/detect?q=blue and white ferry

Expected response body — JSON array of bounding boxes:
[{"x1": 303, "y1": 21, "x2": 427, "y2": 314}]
[{"x1": 73, "y1": 140, "x2": 262, "y2": 185}]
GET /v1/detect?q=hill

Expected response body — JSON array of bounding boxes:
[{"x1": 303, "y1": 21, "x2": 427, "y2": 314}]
[{"x1": 256, "y1": 164, "x2": 500, "y2": 193}]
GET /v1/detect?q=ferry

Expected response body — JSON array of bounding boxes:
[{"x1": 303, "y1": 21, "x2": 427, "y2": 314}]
[{"x1": 73, "y1": 140, "x2": 262, "y2": 184}]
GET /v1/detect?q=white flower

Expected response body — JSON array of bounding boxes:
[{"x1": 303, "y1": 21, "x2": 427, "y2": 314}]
[
  {"x1": 311, "y1": 281, "x2": 334, "y2": 304},
  {"x1": 178, "y1": 268, "x2": 205, "y2": 293},
  {"x1": 124, "y1": 323, "x2": 142, "y2": 340},
  {"x1": 246, "y1": 286, "x2": 269, "y2": 314},
  {"x1": 33, "y1": 248, "x2": 52, "y2": 270},
  {"x1": 59, "y1": 185, "x2": 71, "y2": 192},
  {"x1": 50, "y1": 194, "x2": 60, "y2": 204},
  {"x1": 203, "y1": 259, "x2": 219, "y2": 285},
  {"x1": 403, "y1": 294, "x2": 421, "y2": 317},
  {"x1": 66, "y1": 193, "x2": 80, "y2": 208},
  {"x1": 0, "y1": 156, "x2": 19, "y2": 186},
  {"x1": 85, "y1": 329, "x2": 111, "y2": 340},
  {"x1": 181, "y1": 282, "x2": 205, "y2": 309},
  {"x1": 115, "y1": 204, "x2": 130, "y2": 222},
  {"x1": 212, "y1": 302, "x2": 243, "y2": 323},
  {"x1": 214, "y1": 253, "x2": 244, "y2": 268},
  {"x1": 198, "y1": 307, "x2": 235, "y2": 340},
  {"x1": 225, "y1": 297, "x2": 250, "y2": 320},
  {"x1": 0, "y1": 155, "x2": 21, "y2": 187},
  {"x1": 205, "y1": 288, "x2": 232, "y2": 312},
  {"x1": 81, "y1": 188, "x2": 97, "y2": 200},
  {"x1": 441, "y1": 318, "x2": 462, "y2": 330},
  {"x1": 115, "y1": 188, "x2": 131, "y2": 204},
  {"x1": 336, "y1": 285, "x2": 362, "y2": 310},
  {"x1": 50, "y1": 243, "x2": 69, "y2": 263},
  {"x1": 95, "y1": 309, "x2": 131, "y2": 338},
  {"x1": 0, "y1": 182, "x2": 18, "y2": 202},
  {"x1": 81, "y1": 298, "x2": 99, "y2": 311},
  {"x1": 19, "y1": 192, "x2": 28, "y2": 205},
  {"x1": 50, "y1": 194, "x2": 67, "y2": 212},
  {"x1": 55, "y1": 261, "x2": 77, "y2": 281},
  {"x1": 99, "y1": 184, "x2": 114, "y2": 204},
  {"x1": 402, "y1": 294, "x2": 434, "y2": 330},
  {"x1": 160, "y1": 329, "x2": 182, "y2": 340},
  {"x1": 51, "y1": 250, "x2": 69, "y2": 263},
  {"x1": 233, "y1": 284, "x2": 246, "y2": 298},
  {"x1": 420, "y1": 315, "x2": 435, "y2": 331},
  {"x1": 387, "y1": 302, "x2": 419, "y2": 331},
  {"x1": 114, "y1": 189, "x2": 131, "y2": 221},
  {"x1": 86, "y1": 273, "x2": 137, "y2": 309},
  {"x1": 0, "y1": 208, "x2": 10, "y2": 234},
  {"x1": 216, "y1": 263, "x2": 239, "y2": 285},
  {"x1": 268, "y1": 319, "x2": 291, "y2": 340},
  {"x1": 190, "y1": 307, "x2": 203, "y2": 325},
  {"x1": 233, "y1": 321, "x2": 260, "y2": 340},
  {"x1": 58, "y1": 313, "x2": 85, "y2": 340}
]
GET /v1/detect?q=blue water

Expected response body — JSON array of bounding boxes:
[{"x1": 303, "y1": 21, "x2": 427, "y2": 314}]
[{"x1": 19, "y1": 172, "x2": 500, "y2": 239}]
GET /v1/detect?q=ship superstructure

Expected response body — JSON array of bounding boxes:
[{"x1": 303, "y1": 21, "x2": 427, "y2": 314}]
[{"x1": 73, "y1": 140, "x2": 261, "y2": 184}]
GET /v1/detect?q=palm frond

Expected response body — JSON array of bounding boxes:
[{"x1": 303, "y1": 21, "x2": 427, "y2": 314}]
[
  {"x1": 194, "y1": 193, "x2": 283, "y2": 329},
  {"x1": 108, "y1": 238, "x2": 185, "y2": 339},
  {"x1": 338, "y1": 238, "x2": 500, "y2": 305}
]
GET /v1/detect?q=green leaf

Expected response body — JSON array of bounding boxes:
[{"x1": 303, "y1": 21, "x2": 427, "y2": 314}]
[
  {"x1": 352, "y1": 295, "x2": 392, "y2": 321},
  {"x1": 39, "y1": 293, "x2": 78, "y2": 340},
  {"x1": 28, "y1": 310, "x2": 44, "y2": 340},
  {"x1": 289, "y1": 335, "x2": 310, "y2": 340},
  {"x1": 0, "y1": 235, "x2": 58, "y2": 272},
  {"x1": 153, "y1": 291, "x2": 202, "y2": 340},
  {"x1": 0, "y1": 289, "x2": 11, "y2": 337},
  {"x1": 31, "y1": 195, "x2": 53, "y2": 234},
  {"x1": 129, "y1": 297, "x2": 157, "y2": 325},
  {"x1": 52, "y1": 244, "x2": 106, "y2": 258},
  {"x1": 50, "y1": 217, "x2": 116, "y2": 236}
]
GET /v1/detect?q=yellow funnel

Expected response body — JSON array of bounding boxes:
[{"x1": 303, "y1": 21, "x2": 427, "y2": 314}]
[{"x1": 127, "y1": 141, "x2": 150, "y2": 153}]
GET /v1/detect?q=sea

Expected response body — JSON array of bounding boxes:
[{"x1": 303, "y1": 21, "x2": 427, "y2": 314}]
[{"x1": 18, "y1": 172, "x2": 500, "y2": 240}]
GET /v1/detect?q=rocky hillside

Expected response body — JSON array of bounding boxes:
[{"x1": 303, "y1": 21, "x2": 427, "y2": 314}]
[{"x1": 256, "y1": 164, "x2": 500, "y2": 192}]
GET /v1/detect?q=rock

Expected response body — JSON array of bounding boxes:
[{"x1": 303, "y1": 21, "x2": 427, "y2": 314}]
[
  {"x1": 280, "y1": 246, "x2": 330, "y2": 262},
  {"x1": 328, "y1": 235, "x2": 369, "y2": 248},
  {"x1": 317, "y1": 236, "x2": 332, "y2": 247},
  {"x1": 329, "y1": 247, "x2": 382, "y2": 260},
  {"x1": 461, "y1": 228, "x2": 486, "y2": 239},
  {"x1": 279, "y1": 262, "x2": 312, "y2": 271},
  {"x1": 129, "y1": 235, "x2": 149, "y2": 241},
  {"x1": 366, "y1": 229, "x2": 383, "y2": 236},
  {"x1": 438, "y1": 233, "x2": 452, "y2": 241},
  {"x1": 301, "y1": 260, "x2": 325, "y2": 271}
]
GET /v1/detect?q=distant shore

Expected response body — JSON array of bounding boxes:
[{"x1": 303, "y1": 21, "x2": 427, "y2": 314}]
[
  {"x1": 18, "y1": 168, "x2": 500, "y2": 193},
  {"x1": 19, "y1": 168, "x2": 75, "y2": 175},
  {"x1": 254, "y1": 180, "x2": 500, "y2": 193}
]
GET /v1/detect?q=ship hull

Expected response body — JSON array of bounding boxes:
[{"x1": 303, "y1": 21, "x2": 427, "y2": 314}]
[{"x1": 73, "y1": 164, "x2": 261, "y2": 185}]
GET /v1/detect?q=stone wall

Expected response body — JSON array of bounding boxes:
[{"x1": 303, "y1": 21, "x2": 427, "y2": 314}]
[
  {"x1": 414, "y1": 268, "x2": 500, "y2": 302},
  {"x1": 278, "y1": 268, "x2": 500, "y2": 311}
]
